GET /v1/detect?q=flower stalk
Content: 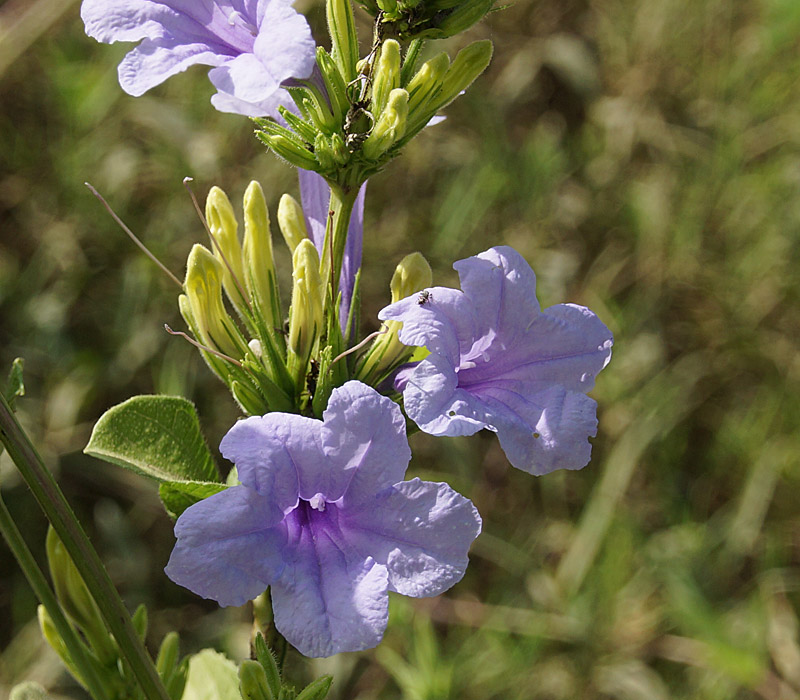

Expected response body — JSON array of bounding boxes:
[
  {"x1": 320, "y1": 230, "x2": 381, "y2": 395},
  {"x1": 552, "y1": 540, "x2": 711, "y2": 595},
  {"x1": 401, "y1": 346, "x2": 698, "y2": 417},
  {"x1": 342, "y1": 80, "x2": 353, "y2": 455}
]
[{"x1": 0, "y1": 391, "x2": 171, "y2": 700}]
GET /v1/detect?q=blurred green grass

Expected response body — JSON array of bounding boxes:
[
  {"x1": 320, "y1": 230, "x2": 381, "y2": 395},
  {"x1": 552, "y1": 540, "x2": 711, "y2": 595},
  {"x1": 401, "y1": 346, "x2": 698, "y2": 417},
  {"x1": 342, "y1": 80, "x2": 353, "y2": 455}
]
[{"x1": 2, "y1": 0, "x2": 800, "y2": 698}]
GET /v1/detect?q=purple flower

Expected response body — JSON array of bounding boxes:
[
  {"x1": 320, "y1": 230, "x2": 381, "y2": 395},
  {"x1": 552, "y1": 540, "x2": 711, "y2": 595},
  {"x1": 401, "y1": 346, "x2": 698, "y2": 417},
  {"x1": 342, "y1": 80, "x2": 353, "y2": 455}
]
[
  {"x1": 299, "y1": 170, "x2": 367, "y2": 338},
  {"x1": 380, "y1": 246, "x2": 613, "y2": 476},
  {"x1": 81, "y1": 0, "x2": 316, "y2": 117},
  {"x1": 165, "y1": 381, "x2": 481, "y2": 657}
]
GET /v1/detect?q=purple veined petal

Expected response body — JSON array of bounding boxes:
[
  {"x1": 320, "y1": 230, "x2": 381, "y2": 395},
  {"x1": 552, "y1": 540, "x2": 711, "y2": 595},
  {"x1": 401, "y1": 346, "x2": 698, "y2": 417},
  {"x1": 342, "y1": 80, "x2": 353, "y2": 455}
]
[
  {"x1": 252, "y1": 0, "x2": 316, "y2": 84},
  {"x1": 118, "y1": 38, "x2": 228, "y2": 96},
  {"x1": 298, "y1": 170, "x2": 367, "y2": 335},
  {"x1": 218, "y1": 414, "x2": 321, "y2": 517},
  {"x1": 380, "y1": 287, "x2": 479, "y2": 368},
  {"x1": 271, "y1": 514, "x2": 388, "y2": 657},
  {"x1": 454, "y1": 245, "x2": 541, "y2": 352},
  {"x1": 321, "y1": 382, "x2": 410, "y2": 507},
  {"x1": 400, "y1": 353, "x2": 489, "y2": 437},
  {"x1": 344, "y1": 478, "x2": 481, "y2": 597},
  {"x1": 488, "y1": 387, "x2": 599, "y2": 475},
  {"x1": 165, "y1": 485, "x2": 287, "y2": 607}
]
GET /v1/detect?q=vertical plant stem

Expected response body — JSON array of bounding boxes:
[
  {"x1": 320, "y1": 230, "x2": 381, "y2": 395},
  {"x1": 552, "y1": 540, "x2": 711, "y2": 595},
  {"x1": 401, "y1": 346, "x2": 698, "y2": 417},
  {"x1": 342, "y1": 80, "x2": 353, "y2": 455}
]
[
  {"x1": 320, "y1": 184, "x2": 359, "y2": 310},
  {"x1": 0, "y1": 492, "x2": 110, "y2": 700},
  {"x1": 0, "y1": 393, "x2": 171, "y2": 700}
]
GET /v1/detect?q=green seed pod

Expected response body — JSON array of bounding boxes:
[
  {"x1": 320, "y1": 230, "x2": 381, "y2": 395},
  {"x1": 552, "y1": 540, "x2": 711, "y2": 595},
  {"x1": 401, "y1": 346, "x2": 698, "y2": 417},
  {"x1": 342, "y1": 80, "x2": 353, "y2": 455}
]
[
  {"x1": 239, "y1": 659, "x2": 276, "y2": 700},
  {"x1": 295, "y1": 675, "x2": 333, "y2": 700}
]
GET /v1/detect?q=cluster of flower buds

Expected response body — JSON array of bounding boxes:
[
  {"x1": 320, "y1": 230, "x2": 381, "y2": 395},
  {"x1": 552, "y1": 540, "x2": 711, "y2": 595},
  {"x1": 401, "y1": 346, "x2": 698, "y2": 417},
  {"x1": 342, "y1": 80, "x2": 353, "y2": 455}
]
[
  {"x1": 40, "y1": 528, "x2": 188, "y2": 700},
  {"x1": 359, "y1": 0, "x2": 495, "y2": 41},
  {"x1": 254, "y1": 0, "x2": 493, "y2": 189}
]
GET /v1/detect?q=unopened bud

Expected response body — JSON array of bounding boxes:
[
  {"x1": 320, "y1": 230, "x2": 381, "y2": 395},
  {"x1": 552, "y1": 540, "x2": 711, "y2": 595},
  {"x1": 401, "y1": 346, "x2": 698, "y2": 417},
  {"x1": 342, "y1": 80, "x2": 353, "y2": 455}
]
[
  {"x1": 330, "y1": 132, "x2": 350, "y2": 166},
  {"x1": 277, "y1": 194, "x2": 309, "y2": 253},
  {"x1": 434, "y1": 40, "x2": 493, "y2": 110},
  {"x1": 314, "y1": 133, "x2": 337, "y2": 172},
  {"x1": 356, "y1": 252, "x2": 432, "y2": 384},
  {"x1": 287, "y1": 240, "x2": 323, "y2": 382},
  {"x1": 433, "y1": 0, "x2": 495, "y2": 38},
  {"x1": 242, "y1": 181, "x2": 280, "y2": 329},
  {"x1": 372, "y1": 40, "x2": 401, "y2": 116},
  {"x1": 184, "y1": 244, "x2": 249, "y2": 360},
  {"x1": 9, "y1": 681, "x2": 49, "y2": 700},
  {"x1": 239, "y1": 659, "x2": 275, "y2": 700},
  {"x1": 316, "y1": 47, "x2": 349, "y2": 122},
  {"x1": 362, "y1": 88, "x2": 409, "y2": 160},
  {"x1": 406, "y1": 52, "x2": 450, "y2": 130},
  {"x1": 390, "y1": 252, "x2": 433, "y2": 302},
  {"x1": 46, "y1": 527, "x2": 116, "y2": 664},
  {"x1": 253, "y1": 633, "x2": 282, "y2": 700},
  {"x1": 327, "y1": 0, "x2": 359, "y2": 83},
  {"x1": 206, "y1": 186, "x2": 248, "y2": 313},
  {"x1": 156, "y1": 631, "x2": 180, "y2": 679}
]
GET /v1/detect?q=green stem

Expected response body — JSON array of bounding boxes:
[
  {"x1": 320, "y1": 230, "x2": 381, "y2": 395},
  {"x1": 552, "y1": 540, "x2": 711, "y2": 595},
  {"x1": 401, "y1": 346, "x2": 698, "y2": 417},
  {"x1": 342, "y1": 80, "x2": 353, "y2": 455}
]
[
  {"x1": 320, "y1": 184, "x2": 359, "y2": 315},
  {"x1": 0, "y1": 492, "x2": 110, "y2": 700},
  {"x1": 0, "y1": 393, "x2": 171, "y2": 700}
]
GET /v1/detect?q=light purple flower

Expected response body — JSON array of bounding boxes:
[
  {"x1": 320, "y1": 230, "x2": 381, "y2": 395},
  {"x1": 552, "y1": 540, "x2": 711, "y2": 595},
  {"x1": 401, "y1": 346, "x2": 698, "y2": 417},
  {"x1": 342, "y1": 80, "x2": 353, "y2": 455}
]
[
  {"x1": 165, "y1": 381, "x2": 481, "y2": 657},
  {"x1": 81, "y1": 0, "x2": 316, "y2": 117},
  {"x1": 380, "y1": 246, "x2": 613, "y2": 476},
  {"x1": 299, "y1": 169, "x2": 367, "y2": 338}
]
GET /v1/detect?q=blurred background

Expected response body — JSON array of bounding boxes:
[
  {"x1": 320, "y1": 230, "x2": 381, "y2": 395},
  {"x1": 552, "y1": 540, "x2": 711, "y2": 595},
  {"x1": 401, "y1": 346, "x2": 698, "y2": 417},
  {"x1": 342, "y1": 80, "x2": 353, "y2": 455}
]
[{"x1": 2, "y1": 0, "x2": 800, "y2": 697}]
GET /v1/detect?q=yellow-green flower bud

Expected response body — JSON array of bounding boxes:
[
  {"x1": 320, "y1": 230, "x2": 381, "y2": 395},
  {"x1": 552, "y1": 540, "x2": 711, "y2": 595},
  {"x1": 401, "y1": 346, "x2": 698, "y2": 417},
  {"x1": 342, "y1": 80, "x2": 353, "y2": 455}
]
[
  {"x1": 326, "y1": 0, "x2": 359, "y2": 83},
  {"x1": 356, "y1": 252, "x2": 432, "y2": 384},
  {"x1": 239, "y1": 660, "x2": 275, "y2": 700},
  {"x1": 315, "y1": 133, "x2": 337, "y2": 172},
  {"x1": 156, "y1": 631, "x2": 180, "y2": 679},
  {"x1": 205, "y1": 186, "x2": 248, "y2": 313},
  {"x1": 184, "y1": 244, "x2": 249, "y2": 360},
  {"x1": 287, "y1": 239, "x2": 323, "y2": 384},
  {"x1": 372, "y1": 40, "x2": 401, "y2": 116},
  {"x1": 330, "y1": 132, "x2": 350, "y2": 166},
  {"x1": 390, "y1": 251, "x2": 433, "y2": 303},
  {"x1": 406, "y1": 52, "x2": 450, "y2": 128},
  {"x1": 434, "y1": 39, "x2": 493, "y2": 111},
  {"x1": 362, "y1": 88, "x2": 409, "y2": 160},
  {"x1": 242, "y1": 181, "x2": 280, "y2": 330},
  {"x1": 277, "y1": 194, "x2": 309, "y2": 254}
]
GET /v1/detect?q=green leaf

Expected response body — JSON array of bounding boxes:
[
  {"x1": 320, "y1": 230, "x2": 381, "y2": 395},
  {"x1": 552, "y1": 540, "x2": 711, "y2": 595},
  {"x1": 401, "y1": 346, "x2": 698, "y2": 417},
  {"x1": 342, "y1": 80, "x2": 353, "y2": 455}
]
[
  {"x1": 182, "y1": 650, "x2": 240, "y2": 700},
  {"x1": 158, "y1": 481, "x2": 228, "y2": 519},
  {"x1": 5, "y1": 357, "x2": 25, "y2": 408},
  {"x1": 85, "y1": 395, "x2": 218, "y2": 483}
]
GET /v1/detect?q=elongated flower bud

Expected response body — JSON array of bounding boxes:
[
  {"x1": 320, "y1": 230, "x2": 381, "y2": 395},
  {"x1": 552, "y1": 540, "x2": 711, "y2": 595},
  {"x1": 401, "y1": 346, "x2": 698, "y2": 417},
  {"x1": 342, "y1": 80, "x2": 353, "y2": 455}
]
[
  {"x1": 242, "y1": 181, "x2": 280, "y2": 329},
  {"x1": 277, "y1": 194, "x2": 309, "y2": 253},
  {"x1": 327, "y1": 0, "x2": 359, "y2": 83},
  {"x1": 296, "y1": 675, "x2": 333, "y2": 700},
  {"x1": 372, "y1": 40, "x2": 401, "y2": 116},
  {"x1": 405, "y1": 52, "x2": 450, "y2": 129},
  {"x1": 316, "y1": 47, "x2": 349, "y2": 123},
  {"x1": 256, "y1": 131, "x2": 319, "y2": 171},
  {"x1": 46, "y1": 527, "x2": 117, "y2": 665},
  {"x1": 356, "y1": 252, "x2": 432, "y2": 384},
  {"x1": 434, "y1": 39, "x2": 493, "y2": 111},
  {"x1": 206, "y1": 186, "x2": 248, "y2": 314},
  {"x1": 287, "y1": 239, "x2": 323, "y2": 385},
  {"x1": 362, "y1": 88, "x2": 409, "y2": 160},
  {"x1": 184, "y1": 244, "x2": 249, "y2": 360}
]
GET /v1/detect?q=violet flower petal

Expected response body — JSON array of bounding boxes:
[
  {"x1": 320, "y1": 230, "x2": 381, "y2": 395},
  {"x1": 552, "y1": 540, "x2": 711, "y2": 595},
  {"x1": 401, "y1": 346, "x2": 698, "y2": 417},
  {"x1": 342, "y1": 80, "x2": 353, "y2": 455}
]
[
  {"x1": 345, "y1": 478, "x2": 481, "y2": 597},
  {"x1": 164, "y1": 486, "x2": 286, "y2": 607}
]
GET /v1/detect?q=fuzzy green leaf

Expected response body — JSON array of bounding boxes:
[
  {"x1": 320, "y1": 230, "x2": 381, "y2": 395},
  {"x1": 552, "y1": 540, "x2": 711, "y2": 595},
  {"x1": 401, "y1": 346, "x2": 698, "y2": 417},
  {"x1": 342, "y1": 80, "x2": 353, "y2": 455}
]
[{"x1": 85, "y1": 395, "x2": 218, "y2": 483}]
